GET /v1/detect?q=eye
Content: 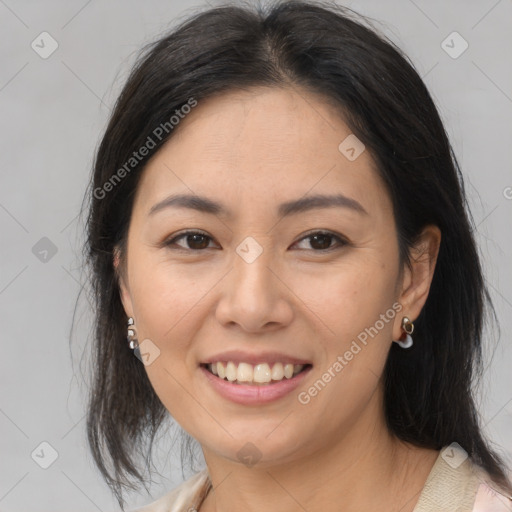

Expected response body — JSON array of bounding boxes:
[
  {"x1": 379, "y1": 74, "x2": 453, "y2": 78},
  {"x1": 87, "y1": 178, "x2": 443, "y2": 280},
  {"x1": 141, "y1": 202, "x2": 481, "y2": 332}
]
[
  {"x1": 164, "y1": 230, "x2": 218, "y2": 251},
  {"x1": 292, "y1": 231, "x2": 348, "y2": 251},
  {"x1": 163, "y1": 229, "x2": 348, "y2": 252}
]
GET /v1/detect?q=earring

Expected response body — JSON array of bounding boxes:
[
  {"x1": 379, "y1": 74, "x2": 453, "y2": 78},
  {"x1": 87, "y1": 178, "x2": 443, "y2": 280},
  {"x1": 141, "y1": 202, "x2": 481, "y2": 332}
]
[
  {"x1": 393, "y1": 316, "x2": 414, "y2": 349},
  {"x1": 127, "y1": 317, "x2": 139, "y2": 350}
]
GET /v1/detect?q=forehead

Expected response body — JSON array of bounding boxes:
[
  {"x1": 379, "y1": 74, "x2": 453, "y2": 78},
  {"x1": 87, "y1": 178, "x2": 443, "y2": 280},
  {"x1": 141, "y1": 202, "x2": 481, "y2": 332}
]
[{"x1": 133, "y1": 86, "x2": 390, "y2": 219}]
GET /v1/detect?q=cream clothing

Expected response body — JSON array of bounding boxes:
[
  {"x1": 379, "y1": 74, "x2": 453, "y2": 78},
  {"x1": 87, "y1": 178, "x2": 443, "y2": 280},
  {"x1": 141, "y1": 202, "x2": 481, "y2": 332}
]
[{"x1": 131, "y1": 445, "x2": 512, "y2": 512}]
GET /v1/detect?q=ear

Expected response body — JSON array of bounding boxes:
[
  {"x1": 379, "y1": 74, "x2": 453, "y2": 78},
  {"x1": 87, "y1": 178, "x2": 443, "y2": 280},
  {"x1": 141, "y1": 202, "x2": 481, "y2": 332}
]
[
  {"x1": 393, "y1": 225, "x2": 441, "y2": 340},
  {"x1": 113, "y1": 245, "x2": 134, "y2": 319}
]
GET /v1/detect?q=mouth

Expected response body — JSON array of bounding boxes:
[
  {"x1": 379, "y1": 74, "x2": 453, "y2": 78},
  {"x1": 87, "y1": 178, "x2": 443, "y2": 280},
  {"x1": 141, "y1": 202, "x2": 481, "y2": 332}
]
[{"x1": 200, "y1": 361, "x2": 313, "y2": 386}]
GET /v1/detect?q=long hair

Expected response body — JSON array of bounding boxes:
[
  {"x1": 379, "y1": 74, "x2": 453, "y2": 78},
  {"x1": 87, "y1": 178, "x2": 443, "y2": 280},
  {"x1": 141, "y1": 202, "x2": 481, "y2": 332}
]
[{"x1": 79, "y1": 0, "x2": 512, "y2": 508}]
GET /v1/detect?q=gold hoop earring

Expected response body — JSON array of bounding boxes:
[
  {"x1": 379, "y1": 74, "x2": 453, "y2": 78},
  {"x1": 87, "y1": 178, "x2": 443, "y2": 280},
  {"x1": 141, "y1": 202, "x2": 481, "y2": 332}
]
[{"x1": 393, "y1": 316, "x2": 414, "y2": 349}]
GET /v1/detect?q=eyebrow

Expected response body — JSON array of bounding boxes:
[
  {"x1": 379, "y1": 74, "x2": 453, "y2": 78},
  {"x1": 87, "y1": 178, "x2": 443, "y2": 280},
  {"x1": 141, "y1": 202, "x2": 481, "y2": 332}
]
[{"x1": 148, "y1": 192, "x2": 368, "y2": 218}]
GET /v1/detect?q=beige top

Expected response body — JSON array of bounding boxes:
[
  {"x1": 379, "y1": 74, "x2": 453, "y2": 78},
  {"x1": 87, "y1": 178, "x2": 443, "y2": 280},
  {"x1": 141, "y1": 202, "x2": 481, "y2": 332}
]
[{"x1": 130, "y1": 445, "x2": 512, "y2": 512}]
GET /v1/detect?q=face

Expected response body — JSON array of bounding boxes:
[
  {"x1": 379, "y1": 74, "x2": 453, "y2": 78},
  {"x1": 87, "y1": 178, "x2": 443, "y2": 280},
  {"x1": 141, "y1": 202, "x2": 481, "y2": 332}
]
[{"x1": 115, "y1": 86, "x2": 434, "y2": 468}]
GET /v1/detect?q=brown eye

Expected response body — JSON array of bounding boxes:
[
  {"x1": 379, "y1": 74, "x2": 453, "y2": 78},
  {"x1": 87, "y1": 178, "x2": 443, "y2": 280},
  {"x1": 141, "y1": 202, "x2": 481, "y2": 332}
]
[
  {"x1": 309, "y1": 233, "x2": 333, "y2": 250},
  {"x1": 293, "y1": 231, "x2": 347, "y2": 251},
  {"x1": 165, "y1": 231, "x2": 216, "y2": 250},
  {"x1": 184, "y1": 233, "x2": 210, "y2": 249}
]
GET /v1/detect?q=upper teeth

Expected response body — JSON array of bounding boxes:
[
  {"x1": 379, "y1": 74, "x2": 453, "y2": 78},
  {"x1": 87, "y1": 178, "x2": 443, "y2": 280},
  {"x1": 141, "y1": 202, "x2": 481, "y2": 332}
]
[{"x1": 208, "y1": 362, "x2": 305, "y2": 383}]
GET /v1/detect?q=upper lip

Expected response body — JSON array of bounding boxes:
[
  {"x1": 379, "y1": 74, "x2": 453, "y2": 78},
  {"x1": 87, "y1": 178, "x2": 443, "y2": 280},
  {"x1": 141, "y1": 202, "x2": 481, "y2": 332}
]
[{"x1": 201, "y1": 350, "x2": 312, "y2": 366}]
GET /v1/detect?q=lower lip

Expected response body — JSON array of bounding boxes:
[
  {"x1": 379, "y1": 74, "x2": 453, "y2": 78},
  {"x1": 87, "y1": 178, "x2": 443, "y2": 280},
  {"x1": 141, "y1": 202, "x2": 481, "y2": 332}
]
[{"x1": 199, "y1": 365, "x2": 312, "y2": 405}]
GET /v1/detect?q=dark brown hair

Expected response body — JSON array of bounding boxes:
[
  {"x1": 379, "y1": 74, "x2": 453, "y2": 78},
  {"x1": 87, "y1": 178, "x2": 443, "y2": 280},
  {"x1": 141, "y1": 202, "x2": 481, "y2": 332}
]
[{"x1": 78, "y1": 0, "x2": 512, "y2": 508}]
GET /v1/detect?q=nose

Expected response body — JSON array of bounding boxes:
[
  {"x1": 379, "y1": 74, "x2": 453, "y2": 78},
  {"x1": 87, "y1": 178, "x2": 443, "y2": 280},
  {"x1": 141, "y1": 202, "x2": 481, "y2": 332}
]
[{"x1": 215, "y1": 245, "x2": 294, "y2": 333}]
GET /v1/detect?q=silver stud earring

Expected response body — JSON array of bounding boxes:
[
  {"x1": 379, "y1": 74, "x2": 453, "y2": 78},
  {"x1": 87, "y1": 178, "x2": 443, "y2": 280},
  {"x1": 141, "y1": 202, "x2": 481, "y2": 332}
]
[
  {"x1": 393, "y1": 316, "x2": 414, "y2": 349},
  {"x1": 127, "y1": 317, "x2": 139, "y2": 350}
]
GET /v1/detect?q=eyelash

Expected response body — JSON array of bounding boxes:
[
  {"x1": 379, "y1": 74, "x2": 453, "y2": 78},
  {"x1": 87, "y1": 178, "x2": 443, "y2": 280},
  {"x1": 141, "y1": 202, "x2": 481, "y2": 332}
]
[{"x1": 163, "y1": 229, "x2": 348, "y2": 252}]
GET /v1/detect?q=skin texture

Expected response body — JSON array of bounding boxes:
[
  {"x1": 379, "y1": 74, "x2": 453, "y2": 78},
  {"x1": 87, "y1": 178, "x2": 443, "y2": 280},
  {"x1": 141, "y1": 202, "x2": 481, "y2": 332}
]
[{"x1": 114, "y1": 86, "x2": 442, "y2": 512}]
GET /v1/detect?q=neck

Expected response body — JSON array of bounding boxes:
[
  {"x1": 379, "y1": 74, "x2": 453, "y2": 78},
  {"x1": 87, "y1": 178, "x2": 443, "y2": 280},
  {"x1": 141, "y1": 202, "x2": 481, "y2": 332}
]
[{"x1": 200, "y1": 389, "x2": 439, "y2": 512}]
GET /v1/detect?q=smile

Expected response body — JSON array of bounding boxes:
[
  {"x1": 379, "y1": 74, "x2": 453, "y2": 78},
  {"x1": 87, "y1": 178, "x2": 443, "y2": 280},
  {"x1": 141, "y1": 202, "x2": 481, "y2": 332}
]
[
  {"x1": 203, "y1": 361, "x2": 311, "y2": 385},
  {"x1": 199, "y1": 362, "x2": 313, "y2": 405}
]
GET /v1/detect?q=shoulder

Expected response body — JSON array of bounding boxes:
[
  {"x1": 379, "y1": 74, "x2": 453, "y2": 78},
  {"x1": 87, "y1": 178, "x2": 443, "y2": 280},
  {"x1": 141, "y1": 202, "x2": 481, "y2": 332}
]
[
  {"x1": 413, "y1": 444, "x2": 512, "y2": 512},
  {"x1": 128, "y1": 468, "x2": 211, "y2": 512},
  {"x1": 471, "y1": 471, "x2": 512, "y2": 511}
]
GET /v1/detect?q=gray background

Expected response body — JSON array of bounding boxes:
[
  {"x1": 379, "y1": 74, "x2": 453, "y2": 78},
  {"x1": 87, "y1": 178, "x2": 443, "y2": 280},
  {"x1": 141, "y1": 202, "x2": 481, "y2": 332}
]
[{"x1": 1, "y1": 0, "x2": 511, "y2": 511}]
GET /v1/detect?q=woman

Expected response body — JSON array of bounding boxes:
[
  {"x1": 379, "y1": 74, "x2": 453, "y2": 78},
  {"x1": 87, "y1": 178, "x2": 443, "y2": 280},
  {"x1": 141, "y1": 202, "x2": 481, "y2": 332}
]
[{"x1": 82, "y1": 1, "x2": 512, "y2": 511}]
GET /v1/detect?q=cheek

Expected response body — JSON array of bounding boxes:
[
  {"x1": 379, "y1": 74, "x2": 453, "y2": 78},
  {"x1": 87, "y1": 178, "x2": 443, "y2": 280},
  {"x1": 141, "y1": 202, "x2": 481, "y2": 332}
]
[
  {"x1": 129, "y1": 253, "x2": 212, "y2": 341},
  {"x1": 290, "y1": 256, "x2": 397, "y2": 341},
  {"x1": 133, "y1": 269, "x2": 201, "y2": 415},
  {"x1": 292, "y1": 268, "x2": 395, "y2": 431}
]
